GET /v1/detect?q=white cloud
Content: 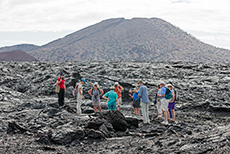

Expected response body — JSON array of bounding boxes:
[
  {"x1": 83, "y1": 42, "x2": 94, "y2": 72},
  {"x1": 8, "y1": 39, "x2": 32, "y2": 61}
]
[{"x1": 0, "y1": 0, "x2": 230, "y2": 49}]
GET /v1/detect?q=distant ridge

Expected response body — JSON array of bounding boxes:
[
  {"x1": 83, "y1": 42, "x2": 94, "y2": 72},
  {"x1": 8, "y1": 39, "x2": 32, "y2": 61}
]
[
  {"x1": 0, "y1": 50, "x2": 38, "y2": 62},
  {"x1": 0, "y1": 44, "x2": 39, "y2": 53}
]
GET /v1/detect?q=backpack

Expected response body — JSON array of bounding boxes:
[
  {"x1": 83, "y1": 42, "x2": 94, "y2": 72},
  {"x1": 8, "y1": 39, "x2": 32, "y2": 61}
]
[
  {"x1": 165, "y1": 88, "x2": 173, "y2": 99},
  {"x1": 153, "y1": 93, "x2": 158, "y2": 104},
  {"x1": 73, "y1": 83, "x2": 79, "y2": 98},
  {"x1": 91, "y1": 88, "x2": 100, "y2": 99}
]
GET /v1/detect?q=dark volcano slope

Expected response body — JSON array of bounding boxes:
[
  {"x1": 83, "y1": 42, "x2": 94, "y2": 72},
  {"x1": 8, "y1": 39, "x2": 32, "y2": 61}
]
[
  {"x1": 27, "y1": 18, "x2": 230, "y2": 63},
  {"x1": 0, "y1": 50, "x2": 38, "y2": 62}
]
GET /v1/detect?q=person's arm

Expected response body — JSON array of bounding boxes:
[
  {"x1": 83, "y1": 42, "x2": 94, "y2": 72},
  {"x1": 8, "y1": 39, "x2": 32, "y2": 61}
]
[
  {"x1": 138, "y1": 88, "x2": 142, "y2": 98},
  {"x1": 64, "y1": 85, "x2": 66, "y2": 93},
  {"x1": 160, "y1": 94, "x2": 165, "y2": 98},
  {"x1": 99, "y1": 89, "x2": 104, "y2": 96},
  {"x1": 74, "y1": 83, "x2": 78, "y2": 92},
  {"x1": 88, "y1": 89, "x2": 93, "y2": 97},
  {"x1": 115, "y1": 94, "x2": 118, "y2": 102},
  {"x1": 118, "y1": 86, "x2": 122, "y2": 93},
  {"x1": 56, "y1": 79, "x2": 62, "y2": 85},
  {"x1": 171, "y1": 92, "x2": 175, "y2": 102},
  {"x1": 159, "y1": 88, "x2": 165, "y2": 98},
  {"x1": 102, "y1": 94, "x2": 110, "y2": 101}
]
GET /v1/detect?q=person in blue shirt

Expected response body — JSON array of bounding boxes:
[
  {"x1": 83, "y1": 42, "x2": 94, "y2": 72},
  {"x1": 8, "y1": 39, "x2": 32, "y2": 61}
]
[
  {"x1": 102, "y1": 86, "x2": 118, "y2": 111},
  {"x1": 158, "y1": 82, "x2": 170, "y2": 125},
  {"x1": 138, "y1": 80, "x2": 150, "y2": 124},
  {"x1": 155, "y1": 85, "x2": 163, "y2": 119},
  {"x1": 129, "y1": 89, "x2": 140, "y2": 115}
]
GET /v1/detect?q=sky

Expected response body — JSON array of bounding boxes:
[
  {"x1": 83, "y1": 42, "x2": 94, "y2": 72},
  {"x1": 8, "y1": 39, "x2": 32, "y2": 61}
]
[{"x1": 0, "y1": 0, "x2": 230, "y2": 49}]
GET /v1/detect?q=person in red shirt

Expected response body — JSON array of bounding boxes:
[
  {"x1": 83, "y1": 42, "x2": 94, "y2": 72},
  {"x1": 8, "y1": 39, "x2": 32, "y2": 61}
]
[
  {"x1": 56, "y1": 72, "x2": 66, "y2": 108},
  {"x1": 114, "y1": 82, "x2": 123, "y2": 111}
]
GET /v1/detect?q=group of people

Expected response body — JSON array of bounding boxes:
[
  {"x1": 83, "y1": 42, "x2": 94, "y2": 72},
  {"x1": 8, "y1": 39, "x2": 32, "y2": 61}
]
[
  {"x1": 155, "y1": 82, "x2": 176, "y2": 125},
  {"x1": 56, "y1": 72, "x2": 176, "y2": 125}
]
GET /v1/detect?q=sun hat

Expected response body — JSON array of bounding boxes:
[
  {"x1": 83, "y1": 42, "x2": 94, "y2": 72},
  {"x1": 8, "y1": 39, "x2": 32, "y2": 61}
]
[
  {"x1": 137, "y1": 80, "x2": 143, "y2": 84},
  {"x1": 160, "y1": 81, "x2": 166, "y2": 85},
  {"x1": 81, "y1": 78, "x2": 86, "y2": 83},
  {"x1": 166, "y1": 84, "x2": 173, "y2": 87},
  {"x1": 114, "y1": 82, "x2": 119, "y2": 86},
  {"x1": 94, "y1": 82, "x2": 99, "y2": 88},
  {"x1": 110, "y1": 86, "x2": 116, "y2": 90}
]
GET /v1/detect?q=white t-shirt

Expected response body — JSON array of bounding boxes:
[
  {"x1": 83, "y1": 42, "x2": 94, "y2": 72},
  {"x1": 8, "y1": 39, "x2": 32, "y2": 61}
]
[{"x1": 77, "y1": 83, "x2": 83, "y2": 98}]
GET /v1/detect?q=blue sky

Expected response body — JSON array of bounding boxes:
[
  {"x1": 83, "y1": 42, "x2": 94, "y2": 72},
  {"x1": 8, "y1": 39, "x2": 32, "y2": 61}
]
[{"x1": 0, "y1": 0, "x2": 230, "y2": 49}]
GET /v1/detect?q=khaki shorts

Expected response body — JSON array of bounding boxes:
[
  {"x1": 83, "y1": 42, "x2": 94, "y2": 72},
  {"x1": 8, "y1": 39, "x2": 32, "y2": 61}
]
[
  {"x1": 92, "y1": 100, "x2": 100, "y2": 106},
  {"x1": 161, "y1": 98, "x2": 170, "y2": 111},
  {"x1": 116, "y1": 97, "x2": 122, "y2": 106}
]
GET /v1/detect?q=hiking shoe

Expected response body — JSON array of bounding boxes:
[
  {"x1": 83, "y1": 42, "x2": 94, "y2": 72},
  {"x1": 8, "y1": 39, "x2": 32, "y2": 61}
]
[
  {"x1": 161, "y1": 121, "x2": 169, "y2": 125},
  {"x1": 156, "y1": 116, "x2": 162, "y2": 119},
  {"x1": 76, "y1": 112, "x2": 81, "y2": 115}
]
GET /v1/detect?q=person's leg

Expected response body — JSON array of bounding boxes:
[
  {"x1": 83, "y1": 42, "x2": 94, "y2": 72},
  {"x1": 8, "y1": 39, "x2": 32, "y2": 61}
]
[
  {"x1": 164, "y1": 111, "x2": 168, "y2": 122},
  {"x1": 144, "y1": 103, "x2": 148, "y2": 123},
  {"x1": 62, "y1": 89, "x2": 65, "y2": 106},
  {"x1": 98, "y1": 105, "x2": 102, "y2": 112},
  {"x1": 166, "y1": 110, "x2": 170, "y2": 121},
  {"x1": 146, "y1": 103, "x2": 150, "y2": 123},
  {"x1": 141, "y1": 103, "x2": 146, "y2": 123},
  {"x1": 162, "y1": 99, "x2": 168, "y2": 123},
  {"x1": 117, "y1": 98, "x2": 121, "y2": 111},
  {"x1": 137, "y1": 108, "x2": 140, "y2": 115},
  {"x1": 171, "y1": 109, "x2": 175, "y2": 121},
  {"x1": 168, "y1": 108, "x2": 172, "y2": 119},
  {"x1": 93, "y1": 105, "x2": 97, "y2": 112},
  {"x1": 156, "y1": 101, "x2": 162, "y2": 117},
  {"x1": 59, "y1": 89, "x2": 64, "y2": 107},
  {"x1": 77, "y1": 97, "x2": 82, "y2": 114},
  {"x1": 133, "y1": 101, "x2": 137, "y2": 115}
]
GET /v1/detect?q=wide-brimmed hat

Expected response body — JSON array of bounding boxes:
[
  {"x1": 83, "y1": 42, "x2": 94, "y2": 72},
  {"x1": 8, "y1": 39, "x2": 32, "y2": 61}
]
[
  {"x1": 114, "y1": 82, "x2": 119, "y2": 86},
  {"x1": 137, "y1": 80, "x2": 143, "y2": 84},
  {"x1": 94, "y1": 82, "x2": 99, "y2": 88},
  {"x1": 110, "y1": 86, "x2": 116, "y2": 90},
  {"x1": 166, "y1": 84, "x2": 173, "y2": 87}
]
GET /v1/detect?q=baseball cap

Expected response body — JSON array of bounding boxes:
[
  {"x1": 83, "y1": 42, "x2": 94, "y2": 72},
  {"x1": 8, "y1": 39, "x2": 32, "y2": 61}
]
[{"x1": 81, "y1": 78, "x2": 86, "y2": 83}]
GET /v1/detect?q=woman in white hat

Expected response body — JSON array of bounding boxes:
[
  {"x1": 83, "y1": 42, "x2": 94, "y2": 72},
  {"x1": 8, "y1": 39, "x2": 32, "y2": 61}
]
[{"x1": 88, "y1": 82, "x2": 104, "y2": 112}]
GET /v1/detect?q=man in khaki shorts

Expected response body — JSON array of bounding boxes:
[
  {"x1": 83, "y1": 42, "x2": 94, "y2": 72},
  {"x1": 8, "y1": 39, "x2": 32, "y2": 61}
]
[
  {"x1": 114, "y1": 82, "x2": 123, "y2": 111},
  {"x1": 158, "y1": 82, "x2": 171, "y2": 125}
]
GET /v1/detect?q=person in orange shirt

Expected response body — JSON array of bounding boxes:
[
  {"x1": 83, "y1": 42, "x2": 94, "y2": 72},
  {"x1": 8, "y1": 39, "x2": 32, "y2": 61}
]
[{"x1": 114, "y1": 82, "x2": 123, "y2": 111}]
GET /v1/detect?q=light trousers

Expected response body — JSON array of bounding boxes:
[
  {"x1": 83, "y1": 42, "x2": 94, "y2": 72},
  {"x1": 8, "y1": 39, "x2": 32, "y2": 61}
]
[
  {"x1": 141, "y1": 102, "x2": 150, "y2": 124},
  {"x1": 156, "y1": 100, "x2": 162, "y2": 116},
  {"x1": 77, "y1": 96, "x2": 82, "y2": 114}
]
